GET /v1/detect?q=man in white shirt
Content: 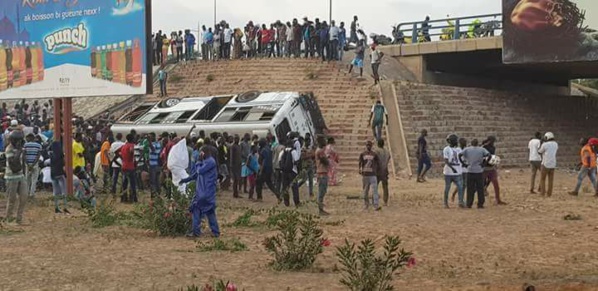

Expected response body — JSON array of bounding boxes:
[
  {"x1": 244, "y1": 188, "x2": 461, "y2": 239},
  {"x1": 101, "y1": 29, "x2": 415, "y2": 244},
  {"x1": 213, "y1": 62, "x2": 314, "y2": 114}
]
[
  {"x1": 223, "y1": 23, "x2": 233, "y2": 59},
  {"x1": 528, "y1": 132, "x2": 542, "y2": 193},
  {"x1": 538, "y1": 132, "x2": 558, "y2": 197},
  {"x1": 328, "y1": 20, "x2": 340, "y2": 61},
  {"x1": 110, "y1": 133, "x2": 125, "y2": 195},
  {"x1": 443, "y1": 134, "x2": 464, "y2": 208},
  {"x1": 279, "y1": 140, "x2": 301, "y2": 207}
]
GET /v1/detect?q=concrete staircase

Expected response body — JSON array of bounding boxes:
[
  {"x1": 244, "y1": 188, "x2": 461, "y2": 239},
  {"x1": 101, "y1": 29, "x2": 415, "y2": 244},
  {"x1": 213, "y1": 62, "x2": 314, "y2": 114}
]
[
  {"x1": 395, "y1": 81, "x2": 598, "y2": 175},
  {"x1": 146, "y1": 58, "x2": 378, "y2": 172}
]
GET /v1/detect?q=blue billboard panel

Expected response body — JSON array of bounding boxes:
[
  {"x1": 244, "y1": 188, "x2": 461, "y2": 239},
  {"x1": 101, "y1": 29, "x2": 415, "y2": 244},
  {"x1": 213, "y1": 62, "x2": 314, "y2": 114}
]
[{"x1": 0, "y1": 0, "x2": 148, "y2": 99}]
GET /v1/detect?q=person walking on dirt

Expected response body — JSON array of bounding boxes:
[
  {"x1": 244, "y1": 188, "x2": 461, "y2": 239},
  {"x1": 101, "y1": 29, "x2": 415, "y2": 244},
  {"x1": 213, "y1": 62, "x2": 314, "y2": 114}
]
[
  {"x1": 315, "y1": 136, "x2": 330, "y2": 215},
  {"x1": 4, "y1": 129, "x2": 27, "y2": 225},
  {"x1": 180, "y1": 150, "x2": 220, "y2": 238},
  {"x1": 483, "y1": 136, "x2": 506, "y2": 205},
  {"x1": 538, "y1": 132, "x2": 558, "y2": 197},
  {"x1": 359, "y1": 140, "x2": 381, "y2": 210},
  {"x1": 443, "y1": 134, "x2": 464, "y2": 208},
  {"x1": 350, "y1": 15, "x2": 359, "y2": 44},
  {"x1": 452, "y1": 137, "x2": 468, "y2": 202},
  {"x1": 230, "y1": 135, "x2": 242, "y2": 198},
  {"x1": 416, "y1": 129, "x2": 432, "y2": 182},
  {"x1": 375, "y1": 139, "x2": 390, "y2": 206},
  {"x1": 528, "y1": 132, "x2": 542, "y2": 194},
  {"x1": 369, "y1": 100, "x2": 388, "y2": 141},
  {"x1": 569, "y1": 137, "x2": 597, "y2": 196},
  {"x1": 460, "y1": 139, "x2": 490, "y2": 208}
]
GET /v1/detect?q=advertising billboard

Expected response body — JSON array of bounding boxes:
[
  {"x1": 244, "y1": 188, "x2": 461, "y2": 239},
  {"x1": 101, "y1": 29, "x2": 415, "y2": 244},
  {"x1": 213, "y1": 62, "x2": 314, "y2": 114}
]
[
  {"x1": 0, "y1": 0, "x2": 149, "y2": 99},
  {"x1": 503, "y1": 0, "x2": 598, "y2": 64}
]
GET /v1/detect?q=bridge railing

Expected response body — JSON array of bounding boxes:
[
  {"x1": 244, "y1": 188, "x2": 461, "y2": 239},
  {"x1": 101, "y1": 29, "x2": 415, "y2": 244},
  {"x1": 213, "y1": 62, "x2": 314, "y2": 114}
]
[{"x1": 395, "y1": 14, "x2": 502, "y2": 43}]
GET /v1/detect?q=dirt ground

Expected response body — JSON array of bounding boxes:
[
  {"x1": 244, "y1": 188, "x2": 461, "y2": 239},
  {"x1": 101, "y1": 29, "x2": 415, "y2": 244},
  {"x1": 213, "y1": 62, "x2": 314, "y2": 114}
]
[{"x1": 1, "y1": 169, "x2": 598, "y2": 291}]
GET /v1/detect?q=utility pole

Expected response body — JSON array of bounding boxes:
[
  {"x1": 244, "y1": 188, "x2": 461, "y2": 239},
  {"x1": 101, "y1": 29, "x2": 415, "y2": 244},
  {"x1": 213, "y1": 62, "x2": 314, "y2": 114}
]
[
  {"x1": 329, "y1": 0, "x2": 332, "y2": 23},
  {"x1": 214, "y1": 0, "x2": 217, "y2": 27}
]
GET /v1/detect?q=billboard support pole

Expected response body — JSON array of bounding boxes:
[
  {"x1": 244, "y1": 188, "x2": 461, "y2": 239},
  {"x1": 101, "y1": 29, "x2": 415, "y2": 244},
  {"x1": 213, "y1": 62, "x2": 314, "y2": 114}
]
[
  {"x1": 145, "y1": 0, "x2": 153, "y2": 94},
  {"x1": 53, "y1": 98, "x2": 62, "y2": 148},
  {"x1": 62, "y1": 97, "x2": 73, "y2": 196}
]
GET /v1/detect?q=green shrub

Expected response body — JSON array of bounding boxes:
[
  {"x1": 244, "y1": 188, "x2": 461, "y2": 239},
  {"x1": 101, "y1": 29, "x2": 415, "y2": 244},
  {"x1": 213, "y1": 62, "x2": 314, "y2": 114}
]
[
  {"x1": 225, "y1": 210, "x2": 260, "y2": 228},
  {"x1": 336, "y1": 236, "x2": 413, "y2": 291},
  {"x1": 196, "y1": 238, "x2": 248, "y2": 253},
  {"x1": 85, "y1": 201, "x2": 121, "y2": 228},
  {"x1": 263, "y1": 210, "x2": 324, "y2": 271},
  {"x1": 136, "y1": 181, "x2": 193, "y2": 236}
]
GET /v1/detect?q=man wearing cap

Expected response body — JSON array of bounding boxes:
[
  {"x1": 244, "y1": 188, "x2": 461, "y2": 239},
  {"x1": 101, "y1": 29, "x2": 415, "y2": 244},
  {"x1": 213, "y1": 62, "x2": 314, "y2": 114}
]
[
  {"x1": 5, "y1": 128, "x2": 27, "y2": 225},
  {"x1": 359, "y1": 140, "x2": 381, "y2": 210},
  {"x1": 538, "y1": 132, "x2": 558, "y2": 197}
]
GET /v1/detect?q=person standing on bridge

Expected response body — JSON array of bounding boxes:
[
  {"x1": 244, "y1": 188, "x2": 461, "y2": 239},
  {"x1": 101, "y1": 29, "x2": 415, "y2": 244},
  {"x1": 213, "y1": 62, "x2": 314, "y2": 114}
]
[
  {"x1": 368, "y1": 100, "x2": 388, "y2": 141},
  {"x1": 416, "y1": 129, "x2": 432, "y2": 183},
  {"x1": 422, "y1": 16, "x2": 431, "y2": 42}
]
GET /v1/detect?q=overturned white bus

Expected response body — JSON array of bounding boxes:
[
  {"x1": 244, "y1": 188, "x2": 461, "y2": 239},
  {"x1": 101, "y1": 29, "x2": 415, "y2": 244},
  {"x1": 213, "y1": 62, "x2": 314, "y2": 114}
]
[{"x1": 111, "y1": 91, "x2": 327, "y2": 141}]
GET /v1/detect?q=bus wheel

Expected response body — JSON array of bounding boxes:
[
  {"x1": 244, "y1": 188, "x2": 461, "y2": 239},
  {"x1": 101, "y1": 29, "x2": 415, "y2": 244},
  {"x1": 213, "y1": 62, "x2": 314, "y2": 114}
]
[
  {"x1": 236, "y1": 91, "x2": 261, "y2": 103},
  {"x1": 159, "y1": 98, "x2": 181, "y2": 108}
]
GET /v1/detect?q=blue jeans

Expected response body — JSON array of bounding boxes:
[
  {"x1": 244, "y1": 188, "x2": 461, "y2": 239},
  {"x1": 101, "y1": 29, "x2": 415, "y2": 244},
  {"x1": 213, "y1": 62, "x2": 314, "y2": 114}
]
[
  {"x1": 317, "y1": 175, "x2": 328, "y2": 210},
  {"x1": 185, "y1": 44, "x2": 194, "y2": 60},
  {"x1": 444, "y1": 175, "x2": 464, "y2": 206},
  {"x1": 111, "y1": 167, "x2": 125, "y2": 194},
  {"x1": 298, "y1": 165, "x2": 314, "y2": 196},
  {"x1": 417, "y1": 154, "x2": 432, "y2": 176},
  {"x1": 192, "y1": 208, "x2": 220, "y2": 237},
  {"x1": 122, "y1": 169, "x2": 137, "y2": 202},
  {"x1": 149, "y1": 165, "x2": 161, "y2": 196},
  {"x1": 574, "y1": 167, "x2": 597, "y2": 193},
  {"x1": 362, "y1": 175, "x2": 379, "y2": 208},
  {"x1": 372, "y1": 122, "x2": 383, "y2": 141}
]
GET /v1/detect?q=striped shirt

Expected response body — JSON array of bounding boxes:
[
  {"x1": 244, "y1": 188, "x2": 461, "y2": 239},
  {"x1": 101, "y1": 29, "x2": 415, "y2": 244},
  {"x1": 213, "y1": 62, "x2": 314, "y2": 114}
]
[
  {"x1": 149, "y1": 141, "x2": 161, "y2": 166},
  {"x1": 23, "y1": 141, "x2": 42, "y2": 165},
  {"x1": 134, "y1": 144, "x2": 145, "y2": 167}
]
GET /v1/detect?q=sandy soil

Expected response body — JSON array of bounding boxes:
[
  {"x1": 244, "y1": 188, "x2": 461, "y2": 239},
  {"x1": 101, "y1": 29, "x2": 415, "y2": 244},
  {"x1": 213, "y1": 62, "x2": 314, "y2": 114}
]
[{"x1": 1, "y1": 169, "x2": 598, "y2": 291}]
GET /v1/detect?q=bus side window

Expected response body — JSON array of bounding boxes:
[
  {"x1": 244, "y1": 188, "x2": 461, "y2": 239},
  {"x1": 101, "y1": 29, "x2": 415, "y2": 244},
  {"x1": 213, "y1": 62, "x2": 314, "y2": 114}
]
[{"x1": 276, "y1": 118, "x2": 291, "y2": 141}]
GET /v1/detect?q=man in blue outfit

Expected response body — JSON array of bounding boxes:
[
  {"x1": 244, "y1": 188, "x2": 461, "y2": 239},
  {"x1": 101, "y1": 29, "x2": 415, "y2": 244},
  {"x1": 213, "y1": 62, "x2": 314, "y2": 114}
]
[{"x1": 179, "y1": 150, "x2": 220, "y2": 238}]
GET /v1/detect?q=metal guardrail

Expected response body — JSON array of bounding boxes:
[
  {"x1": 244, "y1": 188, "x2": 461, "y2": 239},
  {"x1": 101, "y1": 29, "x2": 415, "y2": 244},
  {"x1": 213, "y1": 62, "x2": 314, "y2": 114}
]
[{"x1": 395, "y1": 13, "x2": 502, "y2": 43}]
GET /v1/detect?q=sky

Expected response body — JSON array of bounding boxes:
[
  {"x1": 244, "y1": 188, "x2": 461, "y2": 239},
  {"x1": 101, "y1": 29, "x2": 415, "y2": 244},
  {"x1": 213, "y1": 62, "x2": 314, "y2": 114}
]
[{"x1": 152, "y1": 0, "x2": 503, "y2": 36}]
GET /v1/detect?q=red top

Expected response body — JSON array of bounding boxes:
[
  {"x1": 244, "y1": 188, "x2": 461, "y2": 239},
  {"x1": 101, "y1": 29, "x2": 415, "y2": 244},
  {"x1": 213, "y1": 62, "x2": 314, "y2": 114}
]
[
  {"x1": 120, "y1": 142, "x2": 136, "y2": 171},
  {"x1": 261, "y1": 29, "x2": 271, "y2": 44}
]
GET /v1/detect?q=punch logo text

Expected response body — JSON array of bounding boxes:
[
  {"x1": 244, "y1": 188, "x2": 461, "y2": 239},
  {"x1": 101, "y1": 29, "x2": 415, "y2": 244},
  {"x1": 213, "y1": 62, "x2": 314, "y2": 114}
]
[
  {"x1": 22, "y1": 0, "x2": 80, "y2": 9},
  {"x1": 45, "y1": 23, "x2": 88, "y2": 53}
]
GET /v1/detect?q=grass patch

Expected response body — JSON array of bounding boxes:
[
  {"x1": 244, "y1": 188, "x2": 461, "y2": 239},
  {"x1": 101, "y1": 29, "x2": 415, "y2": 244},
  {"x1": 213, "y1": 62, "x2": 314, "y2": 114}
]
[
  {"x1": 196, "y1": 237, "x2": 248, "y2": 253},
  {"x1": 324, "y1": 219, "x2": 345, "y2": 227},
  {"x1": 563, "y1": 213, "x2": 582, "y2": 221},
  {"x1": 224, "y1": 210, "x2": 261, "y2": 228},
  {"x1": 169, "y1": 74, "x2": 185, "y2": 83}
]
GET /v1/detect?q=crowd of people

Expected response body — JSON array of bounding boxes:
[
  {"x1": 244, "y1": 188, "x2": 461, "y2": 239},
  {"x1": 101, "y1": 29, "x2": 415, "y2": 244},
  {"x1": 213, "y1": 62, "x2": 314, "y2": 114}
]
[{"x1": 152, "y1": 15, "x2": 384, "y2": 85}]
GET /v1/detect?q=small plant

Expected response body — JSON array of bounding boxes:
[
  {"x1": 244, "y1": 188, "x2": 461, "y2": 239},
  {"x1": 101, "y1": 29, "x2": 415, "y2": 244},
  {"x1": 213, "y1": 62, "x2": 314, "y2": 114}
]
[
  {"x1": 196, "y1": 238, "x2": 248, "y2": 253},
  {"x1": 170, "y1": 74, "x2": 185, "y2": 83},
  {"x1": 135, "y1": 181, "x2": 193, "y2": 236},
  {"x1": 225, "y1": 210, "x2": 260, "y2": 228},
  {"x1": 564, "y1": 213, "x2": 582, "y2": 221},
  {"x1": 206, "y1": 74, "x2": 215, "y2": 82},
  {"x1": 263, "y1": 210, "x2": 324, "y2": 271},
  {"x1": 264, "y1": 208, "x2": 315, "y2": 229},
  {"x1": 324, "y1": 219, "x2": 346, "y2": 227},
  {"x1": 85, "y1": 201, "x2": 121, "y2": 228},
  {"x1": 180, "y1": 280, "x2": 238, "y2": 291},
  {"x1": 336, "y1": 236, "x2": 413, "y2": 291}
]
